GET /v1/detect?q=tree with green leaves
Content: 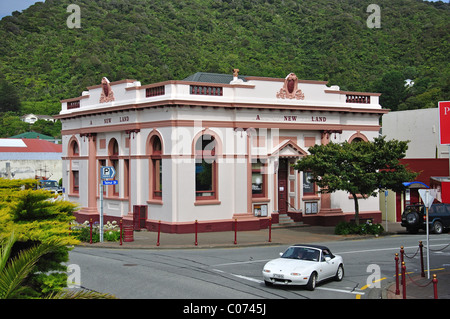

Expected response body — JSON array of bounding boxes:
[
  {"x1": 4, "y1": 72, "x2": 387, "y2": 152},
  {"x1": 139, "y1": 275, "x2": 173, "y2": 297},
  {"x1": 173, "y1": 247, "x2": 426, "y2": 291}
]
[
  {"x1": 0, "y1": 178, "x2": 79, "y2": 297},
  {"x1": 0, "y1": 75, "x2": 20, "y2": 113},
  {"x1": 293, "y1": 136, "x2": 418, "y2": 225}
]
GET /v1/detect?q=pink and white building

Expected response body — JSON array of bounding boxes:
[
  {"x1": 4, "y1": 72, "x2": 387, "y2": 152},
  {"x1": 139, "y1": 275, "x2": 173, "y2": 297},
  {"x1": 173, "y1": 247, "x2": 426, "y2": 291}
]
[{"x1": 57, "y1": 71, "x2": 387, "y2": 233}]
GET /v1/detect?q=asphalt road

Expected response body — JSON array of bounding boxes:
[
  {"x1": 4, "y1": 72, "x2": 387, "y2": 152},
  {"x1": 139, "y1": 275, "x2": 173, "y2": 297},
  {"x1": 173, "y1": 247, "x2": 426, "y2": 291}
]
[{"x1": 67, "y1": 232, "x2": 449, "y2": 301}]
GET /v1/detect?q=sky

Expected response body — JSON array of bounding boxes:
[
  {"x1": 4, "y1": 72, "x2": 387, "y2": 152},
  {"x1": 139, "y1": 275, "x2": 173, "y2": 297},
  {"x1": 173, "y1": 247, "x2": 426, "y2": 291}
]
[
  {"x1": 0, "y1": 0, "x2": 43, "y2": 19},
  {"x1": 0, "y1": 0, "x2": 447, "y2": 19}
]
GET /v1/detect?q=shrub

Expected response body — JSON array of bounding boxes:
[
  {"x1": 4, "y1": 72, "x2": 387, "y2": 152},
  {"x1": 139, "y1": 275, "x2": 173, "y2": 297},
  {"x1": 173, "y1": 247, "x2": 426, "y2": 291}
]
[
  {"x1": 335, "y1": 221, "x2": 384, "y2": 236},
  {"x1": 0, "y1": 178, "x2": 79, "y2": 298},
  {"x1": 71, "y1": 220, "x2": 122, "y2": 243}
]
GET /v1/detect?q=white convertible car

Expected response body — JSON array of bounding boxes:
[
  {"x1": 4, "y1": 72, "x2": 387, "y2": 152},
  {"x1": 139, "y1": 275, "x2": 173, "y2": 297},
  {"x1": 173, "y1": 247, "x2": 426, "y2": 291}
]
[{"x1": 262, "y1": 244, "x2": 344, "y2": 290}]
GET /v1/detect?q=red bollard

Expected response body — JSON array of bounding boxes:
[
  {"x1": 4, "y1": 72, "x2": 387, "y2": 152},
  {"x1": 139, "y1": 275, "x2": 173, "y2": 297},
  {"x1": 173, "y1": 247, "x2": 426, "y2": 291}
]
[
  {"x1": 195, "y1": 220, "x2": 198, "y2": 246},
  {"x1": 119, "y1": 219, "x2": 123, "y2": 246},
  {"x1": 400, "y1": 246, "x2": 404, "y2": 286},
  {"x1": 89, "y1": 218, "x2": 93, "y2": 244},
  {"x1": 395, "y1": 253, "x2": 400, "y2": 295},
  {"x1": 419, "y1": 241, "x2": 425, "y2": 277},
  {"x1": 157, "y1": 220, "x2": 161, "y2": 246},
  {"x1": 234, "y1": 219, "x2": 237, "y2": 245},
  {"x1": 433, "y1": 274, "x2": 438, "y2": 299},
  {"x1": 268, "y1": 217, "x2": 272, "y2": 243},
  {"x1": 402, "y1": 261, "x2": 406, "y2": 299}
]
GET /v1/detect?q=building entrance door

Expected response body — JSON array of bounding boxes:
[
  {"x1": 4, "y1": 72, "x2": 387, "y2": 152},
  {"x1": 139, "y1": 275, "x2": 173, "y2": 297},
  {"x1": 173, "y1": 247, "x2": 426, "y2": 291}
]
[{"x1": 278, "y1": 159, "x2": 288, "y2": 214}]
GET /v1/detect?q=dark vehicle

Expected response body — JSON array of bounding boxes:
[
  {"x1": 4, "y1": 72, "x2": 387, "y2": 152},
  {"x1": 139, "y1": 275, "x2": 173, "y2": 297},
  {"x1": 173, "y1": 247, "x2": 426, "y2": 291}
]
[
  {"x1": 401, "y1": 203, "x2": 450, "y2": 234},
  {"x1": 38, "y1": 180, "x2": 62, "y2": 194}
]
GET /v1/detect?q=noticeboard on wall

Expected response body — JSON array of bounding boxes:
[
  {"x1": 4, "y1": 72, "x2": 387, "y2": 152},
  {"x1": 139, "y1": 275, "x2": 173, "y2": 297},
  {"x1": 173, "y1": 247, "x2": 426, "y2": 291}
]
[
  {"x1": 254, "y1": 204, "x2": 268, "y2": 217},
  {"x1": 305, "y1": 202, "x2": 318, "y2": 214}
]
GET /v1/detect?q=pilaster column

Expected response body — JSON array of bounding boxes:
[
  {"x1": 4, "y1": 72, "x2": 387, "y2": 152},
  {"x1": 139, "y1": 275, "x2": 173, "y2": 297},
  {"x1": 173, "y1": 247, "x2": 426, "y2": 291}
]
[
  {"x1": 319, "y1": 131, "x2": 342, "y2": 215},
  {"x1": 78, "y1": 133, "x2": 98, "y2": 219}
]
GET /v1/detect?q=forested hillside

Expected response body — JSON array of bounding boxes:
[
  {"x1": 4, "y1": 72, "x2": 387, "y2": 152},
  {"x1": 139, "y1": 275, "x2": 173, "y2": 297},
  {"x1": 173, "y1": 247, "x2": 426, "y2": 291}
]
[{"x1": 0, "y1": 0, "x2": 448, "y2": 132}]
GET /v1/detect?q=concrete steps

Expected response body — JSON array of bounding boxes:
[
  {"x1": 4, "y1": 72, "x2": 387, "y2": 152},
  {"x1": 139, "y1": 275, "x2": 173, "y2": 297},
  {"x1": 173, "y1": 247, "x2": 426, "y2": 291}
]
[{"x1": 273, "y1": 213, "x2": 307, "y2": 228}]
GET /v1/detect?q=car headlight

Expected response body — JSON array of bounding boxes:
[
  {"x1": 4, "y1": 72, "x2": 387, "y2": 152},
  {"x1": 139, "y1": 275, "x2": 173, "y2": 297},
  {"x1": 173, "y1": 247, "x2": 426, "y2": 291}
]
[
  {"x1": 290, "y1": 272, "x2": 301, "y2": 276},
  {"x1": 263, "y1": 269, "x2": 271, "y2": 273}
]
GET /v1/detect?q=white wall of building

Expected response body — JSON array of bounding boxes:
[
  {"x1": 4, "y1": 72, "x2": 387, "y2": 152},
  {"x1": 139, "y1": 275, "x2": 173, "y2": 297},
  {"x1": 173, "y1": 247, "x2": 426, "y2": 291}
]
[
  {"x1": 59, "y1": 74, "x2": 386, "y2": 228},
  {"x1": 0, "y1": 159, "x2": 62, "y2": 181},
  {"x1": 382, "y1": 108, "x2": 448, "y2": 159}
]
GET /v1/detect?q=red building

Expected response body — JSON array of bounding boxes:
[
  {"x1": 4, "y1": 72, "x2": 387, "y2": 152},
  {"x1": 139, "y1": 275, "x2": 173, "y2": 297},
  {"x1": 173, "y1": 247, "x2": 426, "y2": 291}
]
[{"x1": 396, "y1": 158, "x2": 449, "y2": 221}]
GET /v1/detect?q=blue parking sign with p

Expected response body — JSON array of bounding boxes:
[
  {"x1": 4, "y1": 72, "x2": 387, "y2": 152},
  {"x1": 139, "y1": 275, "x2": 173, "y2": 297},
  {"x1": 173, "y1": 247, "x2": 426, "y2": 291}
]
[{"x1": 101, "y1": 166, "x2": 116, "y2": 179}]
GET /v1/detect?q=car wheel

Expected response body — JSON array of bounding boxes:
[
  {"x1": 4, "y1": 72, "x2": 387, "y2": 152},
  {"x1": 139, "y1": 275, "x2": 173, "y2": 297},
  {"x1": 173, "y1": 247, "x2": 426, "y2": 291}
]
[
  {"x1": 432, "y1": 221, "x2": 443, "y2": 234},
  {"x1": 264, "y1": 280, "x2": 273, "y2": 287},
  {"x1": 306, "y1": 272, "x2": 317, "y2": 291},
  {"x1": 335, "y1": 264, "x2": 344, "y2": 281}
]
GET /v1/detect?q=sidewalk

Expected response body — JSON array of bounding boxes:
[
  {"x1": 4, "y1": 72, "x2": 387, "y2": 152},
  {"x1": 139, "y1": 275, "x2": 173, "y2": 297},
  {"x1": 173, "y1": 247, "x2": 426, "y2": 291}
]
[
  {"x1": 78, "y1": 222, "x2": 449, "y2": 299},
  {"x1": 78, "y1": 221, "x2": 404, "y2": 249},
  {"x1": 384, "y1": 271, "x2": 450, "y2": 300},
  {"x1": 80, "y1": 222, "x2": 351, "y2": 249}
]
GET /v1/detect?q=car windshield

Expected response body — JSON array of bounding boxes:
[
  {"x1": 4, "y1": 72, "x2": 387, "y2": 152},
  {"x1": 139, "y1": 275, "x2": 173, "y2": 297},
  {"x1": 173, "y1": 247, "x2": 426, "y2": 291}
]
[
  {"x1": 41, "y1": 181, "x2": 58, "y2": 187},
  {"x1": 281, "y1": 247, "x2": 320, "y2": 261}
]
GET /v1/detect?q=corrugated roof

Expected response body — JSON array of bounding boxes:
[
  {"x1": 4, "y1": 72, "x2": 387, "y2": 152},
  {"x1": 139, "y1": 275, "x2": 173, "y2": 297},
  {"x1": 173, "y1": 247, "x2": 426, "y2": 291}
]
[
  {"x1": 0, "y1": 139, "x2": 61, "y2": 153},
  {"x1": 9, "y1": 132, "x2": 55, "y2": 140},
  {"x1": 183, "y1": 72, "x2": 247, "y2": 84}
]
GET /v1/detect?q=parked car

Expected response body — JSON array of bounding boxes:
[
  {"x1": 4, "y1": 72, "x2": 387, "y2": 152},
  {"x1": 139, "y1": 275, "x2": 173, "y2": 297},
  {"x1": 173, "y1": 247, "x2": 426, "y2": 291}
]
[
  {"x1": 38, "y1": 180, "x2": 62, "y2": 194},
  {"x1": 262, "y1": 244, "x2": 344, "y2": 291},
  {"x1": 401, "y1": 203, "x2": 450, "y2": 234}
]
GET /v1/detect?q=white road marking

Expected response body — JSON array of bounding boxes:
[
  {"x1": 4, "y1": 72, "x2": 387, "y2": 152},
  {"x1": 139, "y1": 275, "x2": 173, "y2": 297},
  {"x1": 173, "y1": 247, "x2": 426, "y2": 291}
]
[
  {"x1": 316, "y1": 287, "x2": 364, "y2": 295},
  {"x1": 213, "y1": 269, "x2": 264, "y2": 284},
  {"x1": 213, "y1": 269, "x2": 364, "y2": 295},
  {"x1": 212, "y1": 259, "x2": 270, "y2": 267},
  {"x1": 211, "y1": 243, "x2": 449, "y2": 267}
]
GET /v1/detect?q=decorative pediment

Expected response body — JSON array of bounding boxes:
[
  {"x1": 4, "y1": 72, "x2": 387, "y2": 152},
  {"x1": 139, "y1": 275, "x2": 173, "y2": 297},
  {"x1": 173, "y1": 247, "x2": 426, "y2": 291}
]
[
  {"x1": 270, "y1": 139, "x2": 308, "y2": 158},
  {"x1": 276, "y1": 73, "x2": 305, "y2": 100},
  {"x1": 99, "y1": 77, "x2": 115, "y2": 103}
]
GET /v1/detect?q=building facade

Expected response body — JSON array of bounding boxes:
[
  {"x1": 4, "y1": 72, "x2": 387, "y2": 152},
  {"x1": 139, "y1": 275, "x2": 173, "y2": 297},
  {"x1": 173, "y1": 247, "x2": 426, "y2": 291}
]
[
  {"x1": 21, "y1": 113, "x2": 56, "y2": 124},
  {"x1": 381, "y1": 109, "x2": 450, "y2": 222},
  {"x1": 57, "y1": 72, "x2": 387, "y2": 233},
  {"x1": 382, "y1": 108, "x2": 449, "y2": 159}
]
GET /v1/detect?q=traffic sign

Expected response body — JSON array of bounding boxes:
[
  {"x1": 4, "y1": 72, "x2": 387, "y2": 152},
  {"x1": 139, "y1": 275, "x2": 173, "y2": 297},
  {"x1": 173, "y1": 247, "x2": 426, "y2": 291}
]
[
  {"x1": 101, "y1": 166, "x2": 116, "y2": 179},
  {"x1": 439, "y1": 101, "x2": 450, "y2": 145},
  {"x1": 102, "y1": 180, "x2": 118, "y2": 185},
  {"x1": 418, "y1": 189, "x2": 437, "y2": 209},
  {"x1": 418, "y1": 187, "x2": 438, "y2": 279}
]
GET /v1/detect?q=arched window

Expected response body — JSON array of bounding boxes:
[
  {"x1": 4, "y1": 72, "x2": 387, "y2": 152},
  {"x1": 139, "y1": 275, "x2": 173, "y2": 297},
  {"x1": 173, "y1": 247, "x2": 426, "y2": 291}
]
[
  {"x1": 69, "y1": 139, "x2": 79, "y2": 194},
  {"x1": 71, "y1": 140, "x2": 79, "y2": 156},
  {"x1": 348, "y1": 132, "x2": 368, "y2": 143},
  {"x1": 195, "y1": 134, "x2": 217, "y2": 200},
  {"x1": 109, "y1": 138, "x2": 119, "y2": 156},
  {"x1": 108, "y1": 138, "x2": 119, "y2": 196},
  {"x1": 149, "y1": 135, "x2": 163, "y2": 199}
]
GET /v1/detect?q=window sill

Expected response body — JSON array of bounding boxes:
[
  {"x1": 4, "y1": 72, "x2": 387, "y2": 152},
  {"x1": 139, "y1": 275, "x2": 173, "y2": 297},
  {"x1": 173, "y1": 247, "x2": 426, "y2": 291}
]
[
  {"x1": 194, "y1": 200, "x2": 221, "y2": 206},
  {"x1": 252, "y1": 197, "x2": 270, "y2": 203},
  {"x1": 147, "y1": 199, "x2": 163, "y2": 205},
  {"x1": 302, "y1": 195, "x2": 320, "y2": 201},
  {"x1": 97, "y1": 196, "x2": 129, "y2": 201}
]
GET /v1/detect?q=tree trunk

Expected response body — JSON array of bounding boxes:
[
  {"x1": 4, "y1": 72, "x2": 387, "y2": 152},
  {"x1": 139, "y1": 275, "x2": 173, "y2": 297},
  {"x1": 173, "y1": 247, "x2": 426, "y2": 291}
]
[{"x1": 352, "y1": 193, "x2": 360, "y2": 225}]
